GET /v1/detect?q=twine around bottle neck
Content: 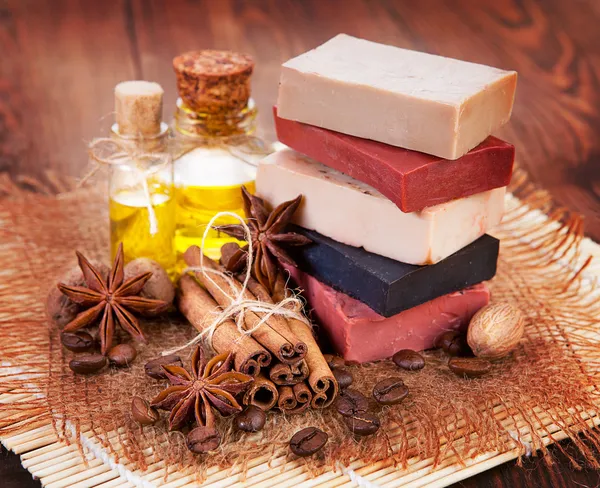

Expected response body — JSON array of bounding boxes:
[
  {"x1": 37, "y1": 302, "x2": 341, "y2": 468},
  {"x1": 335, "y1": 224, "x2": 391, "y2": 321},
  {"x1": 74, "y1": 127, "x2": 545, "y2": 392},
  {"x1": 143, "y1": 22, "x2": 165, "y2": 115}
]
[
  {"x1": 172, "y1": 98, "x2": 273, "y2": 167},
  {"x1": 85, "y1": 123, "x2": 172, "y2": 235}
]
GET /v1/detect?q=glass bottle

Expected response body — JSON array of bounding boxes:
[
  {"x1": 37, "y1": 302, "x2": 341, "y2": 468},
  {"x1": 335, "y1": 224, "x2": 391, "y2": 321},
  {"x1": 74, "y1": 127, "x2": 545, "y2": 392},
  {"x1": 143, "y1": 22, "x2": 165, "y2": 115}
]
[
  {"x1": 171, "y1": 50, "x2": 272, "y2": 261},
  {"x1": 105, "y1": 81, "x2": 176, "y2": 274}
]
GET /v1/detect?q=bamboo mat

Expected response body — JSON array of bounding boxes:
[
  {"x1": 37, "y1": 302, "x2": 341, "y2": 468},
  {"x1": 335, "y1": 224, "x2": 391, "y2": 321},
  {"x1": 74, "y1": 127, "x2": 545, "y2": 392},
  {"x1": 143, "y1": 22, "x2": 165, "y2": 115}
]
[{"x1": 2, "y1": 192, "x2": 600, "y2": 488}]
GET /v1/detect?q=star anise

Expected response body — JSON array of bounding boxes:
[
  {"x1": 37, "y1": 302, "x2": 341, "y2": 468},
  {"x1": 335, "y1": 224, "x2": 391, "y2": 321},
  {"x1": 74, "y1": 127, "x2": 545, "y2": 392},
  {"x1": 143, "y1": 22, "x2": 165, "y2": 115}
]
[
  {"x1": 58, "y1": 243, "x2": 168, "y2": 355},
  {"x1": 216, "y1": 186, "x2": 311, "y2": 291},
  {"x1": 151, "y1": 346, "x2": 253, "y2": 431}
]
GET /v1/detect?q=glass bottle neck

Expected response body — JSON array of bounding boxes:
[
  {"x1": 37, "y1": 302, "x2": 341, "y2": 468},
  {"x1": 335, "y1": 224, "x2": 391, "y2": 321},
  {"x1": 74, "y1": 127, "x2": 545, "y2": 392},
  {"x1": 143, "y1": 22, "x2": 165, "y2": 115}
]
[
  {"x1": 174, "y1": 98, "x2": 257, "y2": 139},
  {"x1": 110, "y1": 122, "x2": 170, "y2": 152}
]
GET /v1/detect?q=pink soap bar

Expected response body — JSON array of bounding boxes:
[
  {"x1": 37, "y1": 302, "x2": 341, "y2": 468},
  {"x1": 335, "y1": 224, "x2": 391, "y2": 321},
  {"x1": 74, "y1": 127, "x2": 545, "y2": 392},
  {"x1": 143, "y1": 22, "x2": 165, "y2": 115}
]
[{"x1": 286, "y1": 266, "x2": 490, "y2": 363}]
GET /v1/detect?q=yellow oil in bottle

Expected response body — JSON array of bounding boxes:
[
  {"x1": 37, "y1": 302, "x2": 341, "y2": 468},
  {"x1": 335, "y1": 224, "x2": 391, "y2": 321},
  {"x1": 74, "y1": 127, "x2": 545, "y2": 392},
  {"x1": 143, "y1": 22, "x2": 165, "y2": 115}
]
[
  {"x1": 109, "y1": 183, "x2": 176, "y2": 274},
  {"x1": 173, "y1": 146, "x2": 256, "y2": 261}
]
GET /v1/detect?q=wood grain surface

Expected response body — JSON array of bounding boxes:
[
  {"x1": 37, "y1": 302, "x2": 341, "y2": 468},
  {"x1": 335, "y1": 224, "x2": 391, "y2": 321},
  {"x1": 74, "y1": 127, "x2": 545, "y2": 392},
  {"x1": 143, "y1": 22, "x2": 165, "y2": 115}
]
[{"x1": 1, "y1": 0, "x2": 599, "y2": 487}]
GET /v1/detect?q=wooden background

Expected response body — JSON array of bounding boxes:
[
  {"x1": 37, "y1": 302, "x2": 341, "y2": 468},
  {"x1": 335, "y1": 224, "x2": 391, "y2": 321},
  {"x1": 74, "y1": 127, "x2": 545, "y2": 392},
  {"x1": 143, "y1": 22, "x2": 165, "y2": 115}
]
[{"x1": 1, "y1": 0, "x2": 600, "y2": 486}]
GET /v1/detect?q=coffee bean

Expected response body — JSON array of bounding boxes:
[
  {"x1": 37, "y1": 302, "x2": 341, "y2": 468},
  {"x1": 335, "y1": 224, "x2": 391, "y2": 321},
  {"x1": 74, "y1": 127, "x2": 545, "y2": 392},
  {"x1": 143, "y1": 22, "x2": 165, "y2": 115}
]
[
  {"x1": 235, "y1": 406, "x2": 266, "y2": 432},
  {"x1": 437, "y1": 331, "x2": 472, "y2": 357},
  {"x1": 344, "y1": 412, "x2": 381, "y2": 436},
  {"x1": 186, "y1": 426, "x2": 221, "y2": 454},
  {"x1": 392, "y1": 349, "x2": 425, "y2": 371},
  {"x1": 335, "y1": 389, "x2": 369, "y2": 417},
  {"x1": 324, "y1": 354, "x2": 346, "y2": 370},
  {"x1": 61, "y1": 331, "x2": 95, "y2": 353},
  {"x1": 448, "y1": 357, "x2": 491, "y2": 378},
  {"x1": 333, "y1": 368, "x2": 353, "y2": 389},
  {"x1": 373, "y1": 378, "x2": 409, "y2": 405},
  {"x1": 69, "y1": 354, "x2": 107, "y2": 375},
  {"x1": 131, "y1": 396, "x2": 159, "y2": 425},
  {"x1": 108, "y1": 343, "x2": 137, "y2": 367},
  {"x1": 290, "y1": 427, "x2": 328, "y2": 457},
  {"x1": 144, "y1": 354, "x2": 183, "y2": 379}
]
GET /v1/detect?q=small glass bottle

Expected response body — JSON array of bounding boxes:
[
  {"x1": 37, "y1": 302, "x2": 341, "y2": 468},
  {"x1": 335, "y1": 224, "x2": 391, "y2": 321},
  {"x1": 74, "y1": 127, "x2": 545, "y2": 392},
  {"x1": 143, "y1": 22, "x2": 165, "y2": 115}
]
[
  {"x1": 171, "y1": 50, "x2": 271, "y2": 261},
  {"x1": 106, "y1": 81, "x2": 176, "y2": 273}
]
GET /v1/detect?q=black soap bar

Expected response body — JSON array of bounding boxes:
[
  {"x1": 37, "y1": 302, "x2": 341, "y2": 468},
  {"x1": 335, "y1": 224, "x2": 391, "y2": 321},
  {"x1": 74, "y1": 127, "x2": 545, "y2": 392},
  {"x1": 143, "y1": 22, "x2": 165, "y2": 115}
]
[{"x1": 287, "y1": 226, "x2": 499, "y2": 318}]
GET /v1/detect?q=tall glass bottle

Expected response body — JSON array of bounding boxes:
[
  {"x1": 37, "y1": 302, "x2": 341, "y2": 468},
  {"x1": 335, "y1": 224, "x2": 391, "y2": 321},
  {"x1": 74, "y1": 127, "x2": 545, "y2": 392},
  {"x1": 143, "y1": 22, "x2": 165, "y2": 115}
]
[
  {"x1": 171, "y1": 50, "x2": 271, "y2": 261},
  {"x1": 104, "y1": 81, "x2": 176, "y2": 273}
]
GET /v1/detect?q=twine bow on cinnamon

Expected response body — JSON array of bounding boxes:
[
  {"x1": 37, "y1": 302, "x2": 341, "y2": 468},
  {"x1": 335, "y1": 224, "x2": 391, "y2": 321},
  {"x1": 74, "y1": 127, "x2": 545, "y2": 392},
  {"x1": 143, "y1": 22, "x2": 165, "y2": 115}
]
[
  {"x1": 164, "y1": 210, "x2": 311, "y2": 356},
  {"x1": 85, "y1": 136, "x2": 172, "y2": 235}
]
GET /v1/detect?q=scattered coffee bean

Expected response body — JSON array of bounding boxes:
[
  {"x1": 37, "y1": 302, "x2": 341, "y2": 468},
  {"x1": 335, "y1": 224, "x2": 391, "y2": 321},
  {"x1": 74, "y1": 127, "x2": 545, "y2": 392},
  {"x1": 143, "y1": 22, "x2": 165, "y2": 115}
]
[
  {"x1": 61, "y1": 331, "x2": 95, "y2": 353},
  {"x1": 290, "y1": 427, "x2": 328, "y2": 457},
  {"x1": 333, "y1": 368, "x2": 353, "y2": 389},
  {"x1": 235, "y1": 406, "x2": 266, "y2": 432},
  {"x1": 108, "y1": 343, "x2": 137, "y2": 367},
  {"x1": 437, "y1": 331, "x2": 472, "y2": 357},
  {"x1": 392, "y1": 349, "x2": 425, "y2": 371},
  {"x1": 448, "y1": 357, "x2": 491, "y2": 378},
  {"x1": 335, "y1": 388, "x2": 369, "y2": 417},
  {"x1": 69, "y1": 354, "x2": 107, "y2": 375},
  {"x1": 131, "y1": 396, "x2": 159, "y2": 425},
  {"x1": 324, "y1": 354, "x2": 346, "y2": 370},
  {"x1": 144, "y1": 354, "x2": 183, "y2": 379},
  {"x1": 186, "y1": 426, "x2": 221, "y2": 453},
  {"x1": 373, "y1": 378, "x2": 409, "y2": 405},
  {"x1": 343, "y1": 412, "x2": 381, "y2": 436}
]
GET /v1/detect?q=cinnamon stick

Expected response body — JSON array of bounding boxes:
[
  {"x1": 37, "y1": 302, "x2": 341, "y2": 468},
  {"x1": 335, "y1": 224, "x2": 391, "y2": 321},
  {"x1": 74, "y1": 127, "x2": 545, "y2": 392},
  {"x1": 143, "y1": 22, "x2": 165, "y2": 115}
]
[
  {"x1": 269, "y1": 360, "x2": 309, "y2": 386},
  {"x1": 277, "y1": 382, "x2": 312, "y2": 414},
  {"x1": 272, "y1": 274, "x2": 339, "y2": 408},
  {"x1": 178, "y1": 275, "x2": 271, "y2": 376},
  {"x1": 184, "y1": 246, "x2": 306, "y2": 364},
  {"x1": 221, "y1": 243, "x2": 338, "y2": 407},
  {"x1": 242, "y1": 373, "x2": 279, "y2": 411}
]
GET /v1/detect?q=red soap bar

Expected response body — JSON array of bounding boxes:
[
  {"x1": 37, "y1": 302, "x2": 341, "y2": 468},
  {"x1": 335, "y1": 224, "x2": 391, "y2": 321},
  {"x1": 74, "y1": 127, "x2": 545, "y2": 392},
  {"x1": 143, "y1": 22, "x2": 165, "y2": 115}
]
[
  {"x1": 285, "y1": 266, "x2": 490, "y2": 363},
  {"x1": 274, "y1": 107, "x2": 514, "y2": 212}
]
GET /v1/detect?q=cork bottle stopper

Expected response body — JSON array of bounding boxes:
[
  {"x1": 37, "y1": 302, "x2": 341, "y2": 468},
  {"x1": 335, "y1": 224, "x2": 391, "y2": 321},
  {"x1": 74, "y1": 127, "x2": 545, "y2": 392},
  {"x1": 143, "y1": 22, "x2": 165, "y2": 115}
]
[
  {"x1": 114, "y1": 81, "x2": 164, "y2": 136},
  {"x1": 173, "y1": 50, "x2": 254, "y2": 115}
]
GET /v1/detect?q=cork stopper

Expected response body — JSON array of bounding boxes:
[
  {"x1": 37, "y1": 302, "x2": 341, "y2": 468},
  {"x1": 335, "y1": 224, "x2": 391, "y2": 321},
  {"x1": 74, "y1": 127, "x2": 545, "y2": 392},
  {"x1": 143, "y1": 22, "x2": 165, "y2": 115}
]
[
  {"x1": 173, "y1": 50, "x2": 254, "y2": 115},
  {"x1": 114, "y1": 81, "x2": 164, "y2": 137}
]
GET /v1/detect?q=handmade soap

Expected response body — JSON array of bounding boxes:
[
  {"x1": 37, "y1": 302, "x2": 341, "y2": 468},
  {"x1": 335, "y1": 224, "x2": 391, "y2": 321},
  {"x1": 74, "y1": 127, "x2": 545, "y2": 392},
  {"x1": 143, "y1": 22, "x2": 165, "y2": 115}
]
[
  {"x1": 286, "y1": 266, "x2": 490, "y2": 363},
  {"x1": 287, "y1": 226, "x2": 498, "y2": 317},
  {"x1": 274, "y1": 108, "x2": 515, "y2": 212},
  {"x1": 278, "y1": 34, "x2": 517, "y2": 160},
  {"x1": 256, "y1": 149, "x2": 505, "y2": 265}
]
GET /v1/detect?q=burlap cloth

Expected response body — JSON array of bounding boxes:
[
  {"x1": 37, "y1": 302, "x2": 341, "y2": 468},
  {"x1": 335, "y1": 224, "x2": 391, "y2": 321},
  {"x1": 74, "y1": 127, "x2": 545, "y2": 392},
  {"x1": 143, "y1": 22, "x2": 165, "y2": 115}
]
[{"x1": 1, "y1": 169, "x2": 600, "y2": 484}]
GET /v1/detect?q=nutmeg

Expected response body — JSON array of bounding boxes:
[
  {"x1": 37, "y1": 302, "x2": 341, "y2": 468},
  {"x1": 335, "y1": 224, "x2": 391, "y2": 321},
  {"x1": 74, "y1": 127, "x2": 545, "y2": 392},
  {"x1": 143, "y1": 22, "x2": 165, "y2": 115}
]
[
  {"x1": 467, "y1": 303, "x2": 525, "y2": 360},
  {"x1": 46, "y1": 260, "x2": 110, "y2": 327},
  {"x1": 124, "y1": 258, "x2": 174, "y2": 315}
]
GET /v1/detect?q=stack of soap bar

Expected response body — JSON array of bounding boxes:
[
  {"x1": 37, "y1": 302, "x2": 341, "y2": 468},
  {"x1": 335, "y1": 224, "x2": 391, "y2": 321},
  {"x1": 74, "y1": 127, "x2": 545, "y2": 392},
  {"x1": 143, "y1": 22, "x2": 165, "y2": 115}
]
[
  {"x1": 256, "y1": 149, "x2": 505, "y2": 265},
  {"x1": 286, "y1": 226, "x2": 499, "y2": 317},
  {"x1": 278, "y1": 34, "x2": 517, "y2": 159},
  {"x1": 285, "y1": 265, "x2": 490, "y2": 363},
  {"x1": 263, "y1": 34, "x2": 517, "y2": 360},
  {"x1": 274, "y1": 107, "x2": 515, "y2": 212}
]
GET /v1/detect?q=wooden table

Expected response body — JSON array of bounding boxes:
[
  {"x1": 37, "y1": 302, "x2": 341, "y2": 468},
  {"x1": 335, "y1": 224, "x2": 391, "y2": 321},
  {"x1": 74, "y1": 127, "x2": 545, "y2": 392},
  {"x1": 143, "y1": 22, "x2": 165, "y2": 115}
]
[{"x1": 1, "y1": 0, "x2": 599, "y2": 486}]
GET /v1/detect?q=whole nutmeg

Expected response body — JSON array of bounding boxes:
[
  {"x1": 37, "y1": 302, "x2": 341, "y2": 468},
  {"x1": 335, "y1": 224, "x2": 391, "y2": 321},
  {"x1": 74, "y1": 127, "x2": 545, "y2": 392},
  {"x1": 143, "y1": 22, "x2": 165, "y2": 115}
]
[
  {"x1": 46, "y1": 260, "x2": 110, "y2": 327},
  {"x1": 467, "y1": 303, "x2": 525, "y2": 360},
  {"x1": 124, "y1": 258, "x2": 174, "y2": 315}
]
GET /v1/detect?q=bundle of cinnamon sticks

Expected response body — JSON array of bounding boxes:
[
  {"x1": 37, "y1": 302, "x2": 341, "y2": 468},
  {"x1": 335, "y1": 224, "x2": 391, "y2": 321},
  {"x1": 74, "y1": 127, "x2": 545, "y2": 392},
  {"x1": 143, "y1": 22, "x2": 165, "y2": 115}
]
[{"x1": 178, "y1": 245, "x2": 339, "y2": 414}]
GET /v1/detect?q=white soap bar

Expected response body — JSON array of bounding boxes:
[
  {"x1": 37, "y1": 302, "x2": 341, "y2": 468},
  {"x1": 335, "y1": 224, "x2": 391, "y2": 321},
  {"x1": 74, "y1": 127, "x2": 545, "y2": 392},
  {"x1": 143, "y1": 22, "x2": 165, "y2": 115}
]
[
  {"x1": 278, "y1": 34, "x2": 517, "y2": 160},
  {"x1": 256, "y1": 149, "x2": 505, "y2": 265}
]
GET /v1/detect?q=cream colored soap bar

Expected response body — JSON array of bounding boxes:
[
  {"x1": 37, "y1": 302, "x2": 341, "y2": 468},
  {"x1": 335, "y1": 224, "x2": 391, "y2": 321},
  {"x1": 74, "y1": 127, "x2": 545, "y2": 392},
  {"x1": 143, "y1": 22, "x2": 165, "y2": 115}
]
[
  {"x1": 278, "y1": 34, "x2": 517, "y2": 160},
  {"x1": 256, "y1": 149, "x2": 505, "y2": 265}
]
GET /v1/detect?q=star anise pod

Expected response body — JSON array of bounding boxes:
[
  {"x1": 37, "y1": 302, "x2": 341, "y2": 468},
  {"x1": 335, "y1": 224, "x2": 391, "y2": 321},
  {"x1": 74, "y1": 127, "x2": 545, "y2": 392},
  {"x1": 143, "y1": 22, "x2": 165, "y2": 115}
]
[
  {"x1": 151, "y1": 346, "x2": 253, "y2": 431},
  {"x1": 216, "y1": 186, "x2": 311, "y2": 291},
  {"x1": 58, "y1": 243, "x2": 168, "y2": 355}
]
